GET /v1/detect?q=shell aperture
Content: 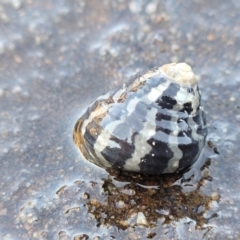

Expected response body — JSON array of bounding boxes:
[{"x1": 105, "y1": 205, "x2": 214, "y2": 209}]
[{"x1": 73, "y1": 63, "x2": 207, "y2": 175}]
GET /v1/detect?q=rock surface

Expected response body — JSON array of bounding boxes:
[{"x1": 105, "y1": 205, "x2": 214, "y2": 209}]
[{"x1": 0, "y1": 0, "x2": 240, "y2": 239}]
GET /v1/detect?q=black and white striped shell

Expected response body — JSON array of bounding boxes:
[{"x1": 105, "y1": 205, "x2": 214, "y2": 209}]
[{"x1": 73, "y1": 63, "x2": 207, "y2": 175}]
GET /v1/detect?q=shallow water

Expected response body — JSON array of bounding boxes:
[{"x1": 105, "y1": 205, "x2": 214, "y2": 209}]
[{"x1": 0, "y1": 0, "x2": 240, "y2": 239}]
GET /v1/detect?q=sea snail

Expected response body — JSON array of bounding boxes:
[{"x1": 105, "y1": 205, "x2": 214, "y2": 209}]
[{"x1": 73, "y1": 63, "x2": 207, "y2": 175}]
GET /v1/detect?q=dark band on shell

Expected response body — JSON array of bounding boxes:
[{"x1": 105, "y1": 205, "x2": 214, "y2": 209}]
[{"x1": 73, "y1": 63, "x2": 207, "y2": 175}]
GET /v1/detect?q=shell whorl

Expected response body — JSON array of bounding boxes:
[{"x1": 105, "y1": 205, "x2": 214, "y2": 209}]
[{"x1": 73, "y1": 63, "x2": 207, "y2": 175}]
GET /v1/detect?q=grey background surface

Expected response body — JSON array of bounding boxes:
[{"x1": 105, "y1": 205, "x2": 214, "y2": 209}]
[{"x1": 0, "y1": 0, "x2": 240, "y2": 239}]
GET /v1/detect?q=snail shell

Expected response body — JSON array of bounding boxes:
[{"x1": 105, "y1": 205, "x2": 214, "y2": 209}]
[{"x1": 73, "y1": 63, "x2": 207, "y2": 175}]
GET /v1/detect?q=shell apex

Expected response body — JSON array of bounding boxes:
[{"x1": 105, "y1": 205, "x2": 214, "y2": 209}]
[{"x1": 159, "y1": 62, "x2": 196, "y2": 86}]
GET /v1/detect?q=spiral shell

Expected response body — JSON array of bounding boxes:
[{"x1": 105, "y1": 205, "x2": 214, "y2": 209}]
[{"x1": 73, "y1": 63, "x2": 207, "y2": 175}]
